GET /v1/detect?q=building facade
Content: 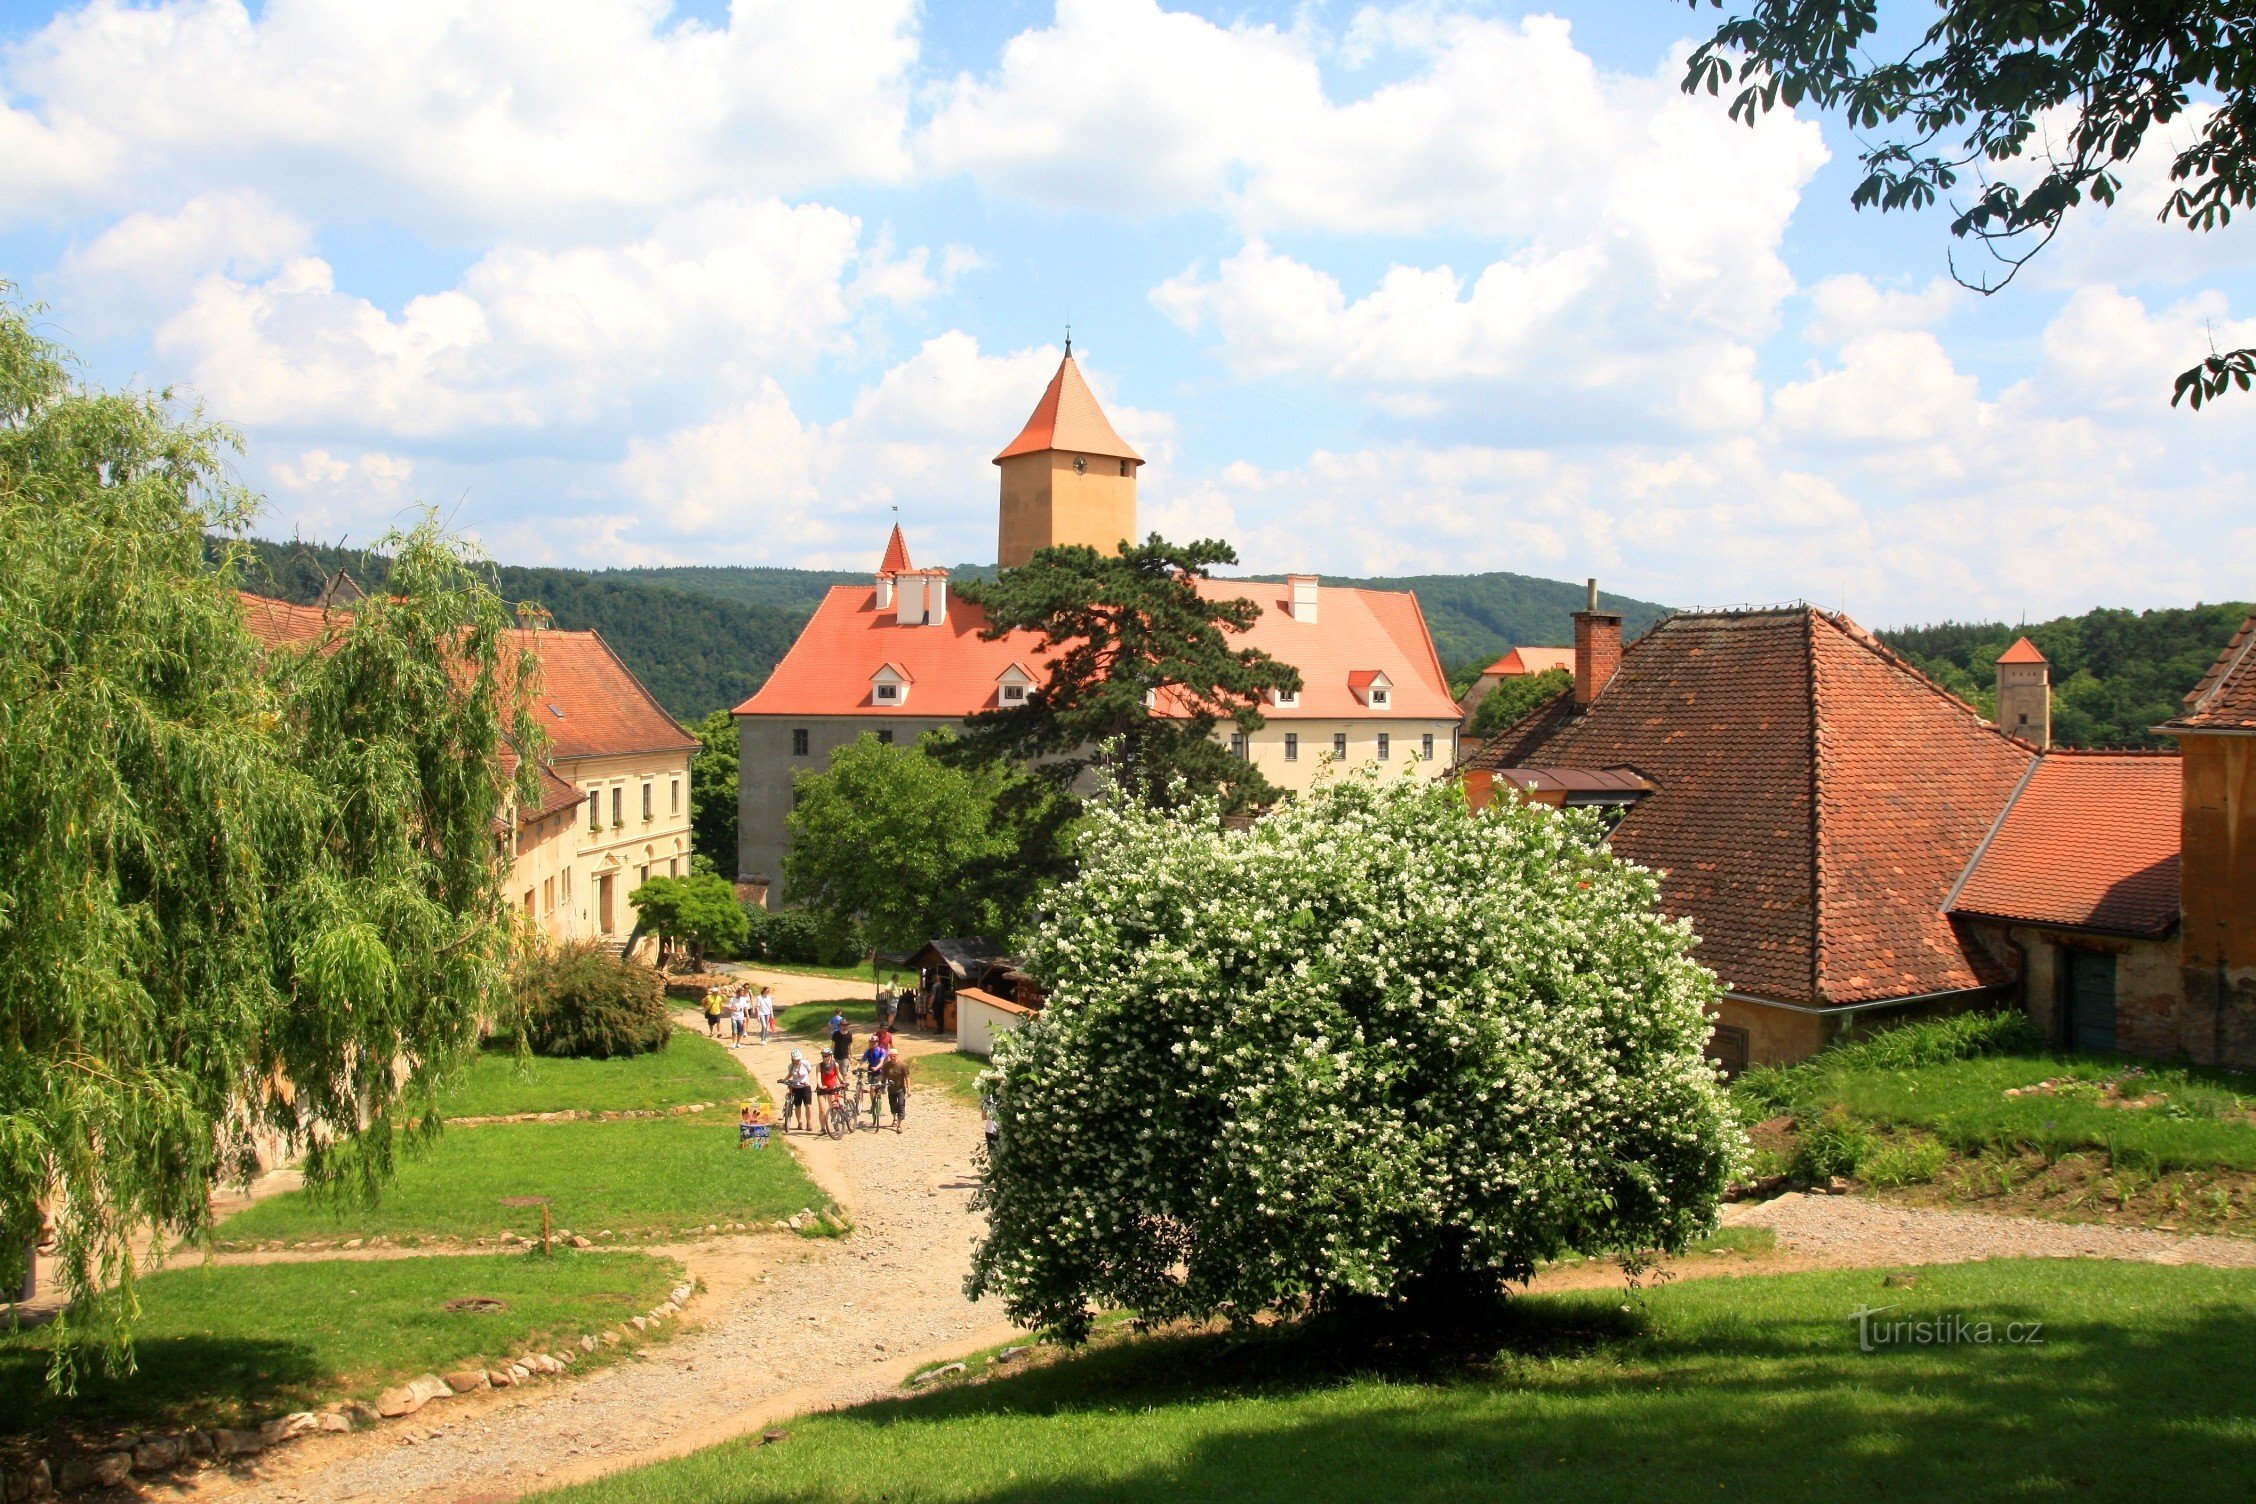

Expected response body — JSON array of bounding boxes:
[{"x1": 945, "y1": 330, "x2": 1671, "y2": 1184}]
[
  {"x1": 734, "y1": 351, "x2": 1460, "y2": 896},
  {"x1": 2163, "y1": 610, "x2": 2256, "y2": 1064}
]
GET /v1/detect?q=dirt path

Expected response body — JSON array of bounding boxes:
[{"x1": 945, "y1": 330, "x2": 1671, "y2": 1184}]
[
  {"x1": 211, "y1": 972, "x2": 1016, "y2": 1504},
  {"x1": 1723, "y1": 1190, "x2": 2256, "y2": 1268}
]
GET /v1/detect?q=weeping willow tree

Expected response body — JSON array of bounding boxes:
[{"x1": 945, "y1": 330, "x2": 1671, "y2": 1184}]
[{"x1": 0, "y1": 293, "x2": 542, "y2": 1384}]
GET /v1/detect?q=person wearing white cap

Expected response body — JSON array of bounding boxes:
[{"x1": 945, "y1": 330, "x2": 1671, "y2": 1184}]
[{"x1": 781, "y1": 1050, "x2": 813, "y2": 1132}]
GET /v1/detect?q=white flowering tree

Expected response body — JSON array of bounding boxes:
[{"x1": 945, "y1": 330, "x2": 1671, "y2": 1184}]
[{"x1": 968, "y1": 769, "x2": 1739, "y2": 1338}]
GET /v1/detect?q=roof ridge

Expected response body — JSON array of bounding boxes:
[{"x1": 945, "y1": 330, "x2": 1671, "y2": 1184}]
[
  {"x1": 557, "y1": 625, "x2": 696, "y2": 750},
  {"x1": 1810, "y1": 607, "x2": 2036, "y2": 750},
  {"x1": 1941, "y1": 756, "x2": 2045, "y2": 916},
  {"x1": 2183, "y1": 609, "x2": 2256, "y2": 713}
]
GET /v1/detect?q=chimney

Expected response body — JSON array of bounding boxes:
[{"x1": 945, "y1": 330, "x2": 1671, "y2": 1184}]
[
  {"x1": 1994, "y1": 637, "x2": 2050, "y2": 749},
  {"x1": 875, "y1": 575, "x2": 895, "y2": 611},
  {"x1": 927, "y1": 569, "x2": 948, "y2": 626},
  {"x1": 1287, "y1": 574, "x2": 1318, "y2": 624},
  {"x1": 894, "y1": 572, "x2": 925, "y2": 625},
  {"x1": 1571, "y1": 577, "x2": 1622, "y2": 709}
]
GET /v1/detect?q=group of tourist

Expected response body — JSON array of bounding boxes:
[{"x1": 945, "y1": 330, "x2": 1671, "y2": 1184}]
[
  {"x1": 703, "y1": 982, "x2": 776, "y2": 1048},
  {"x1": 709, "y1": 978, "x2": 915, "y2": 1143}
]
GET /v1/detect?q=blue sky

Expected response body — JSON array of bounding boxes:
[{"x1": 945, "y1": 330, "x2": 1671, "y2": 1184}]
[{"x1": 3, "y1": 0, "x2": 2250, "y2": 627}]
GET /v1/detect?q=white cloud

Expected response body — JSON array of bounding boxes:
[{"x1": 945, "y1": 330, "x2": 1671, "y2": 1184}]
[
  {"x1": 150, "y1": 197, "x2": 931, "y2": 438},
  {"x1": 1803, "y1": 274, "x2": 1964, "y2": 346},
  {"x1": 0, "y1": 0, "x2": 918, "y2": 237},
  {"x1": 615, "y1": 333, "x2": 1176, "y2": 565}
]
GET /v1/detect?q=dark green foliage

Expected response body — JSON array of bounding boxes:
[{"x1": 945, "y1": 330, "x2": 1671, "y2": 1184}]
[
  {"x1": 1789, "y1": 1108, "x2": 1875, "y2": 1183},
  {"x1": 687, "y1": 709, "x2": 737, "y2": 875},
  {"x1": 741, "y1": 906, "x2": 864, "y2": 968},
  {"x1": 1735, "y1": 1009, "x2": 2046, "y2": 1119},
  {"x1": 949, "y1": 536, "x2": 1303, "y2": 813},
  {"x1": 1467, "y1": 667, "x2": 1572, "y2": 740},
  {"x1": 220, "y1": 535, "x2": 804, "y2": 719},
  {"x1": 520, "y1": 943, "x2": 672, "y2": 1059},
  {"x1": 1879, "y1": 603, "x2": 2251, "y2": 747},
  {"x1": 1686, "y1": 1, "x2": 2256, "y2": 406},
  {"x1": 627, "y1": 875, "x2": 749, "y2": 962}
]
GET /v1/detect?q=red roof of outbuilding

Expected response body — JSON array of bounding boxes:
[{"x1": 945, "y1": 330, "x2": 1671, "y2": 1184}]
[
  {"x1": 735, "y1": 552, "x2": 1458, "y2": 722},
  {"x1": 1997, "y1": 636, "x2": 2048, "y2": 665},
  {"x1": 1464, "y1": 607, "x2": 2036, "y2": 1007},
  {"x1": 2165, "y1": 607, "x2": 2256, "y2": 732},
  {"x1": 239, "y1": 592, "x2": 341, "y2": 649},
  {"x1": 1482, "y1": 646, "x2": 1575, "y2": 677},
  {"x1": 994, "y1": 352, "x2": 1142, "y2": 464},
  {"x1": 1947, "y1": 752, "x2": 2181, "y2": 937}
]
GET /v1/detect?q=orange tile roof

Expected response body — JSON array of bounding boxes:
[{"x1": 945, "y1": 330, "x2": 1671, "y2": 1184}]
[
  {"x1": 1947, "y1": 752, "x2": 2181, "y2": 937},
  {"x1": 1996, "y1": 636, "x2": 2048, "y2": 665},
  {"x1": 1482, "y1": 646, "x2": 1575, "y2": 677},
  {"x1": 735, "y1": 549, "x2": 1457, "y2": 722},
  {"x1": 878, "y1": 524, "x2": 913, "y2": 576},
  {"x1": 2165, "y1": 607, "x2": 2256, "y2": 732},
  {"x1": 237, "y1": 591, "x2": 693, "y2": 761},
  {"x1": 516, "y1": 629, "x2": 698, "y2": 760},
  {"x1": 994, "y1": 353, "x2": 1143, "y2": 464},
  {"x1": 1465, "y1": 607, "x2": 2036, "y2": 1007}
]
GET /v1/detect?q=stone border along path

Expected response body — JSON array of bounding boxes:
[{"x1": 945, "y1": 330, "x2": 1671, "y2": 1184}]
[{"x1": 203, "y1": 967, "x2": 1022, "y2": 1504}]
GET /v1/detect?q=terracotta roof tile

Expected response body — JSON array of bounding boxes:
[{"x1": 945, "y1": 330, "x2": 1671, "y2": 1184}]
[
  {"x1": 878, "y1": 525, "x2": 913, "y2": 576},
  {"x1": 1996, "y1": 636, "x2": 2048, "y2": 665},
  {"x1": 237, "y1": 591, "x2": 693, "y2": 761},
  {"x1": 1948, "y1": 752, "x2": 2182, "y2": 937},
  {"x1": 1465, "y1": 607, "x2": 2034, "y2": 1007},
  {"x1": 993, "y1": 353, "x2": 1142, "y2": 464},
  {"x1": 1481, "y1": 646, "x2": 1575, "y2": 677},
  {"x1": 2165, "y1": 607, "x2": 2256, "y2": 731},
  {"x1": 736, "y1": 543, "x2": 1457, "y2": 721}
]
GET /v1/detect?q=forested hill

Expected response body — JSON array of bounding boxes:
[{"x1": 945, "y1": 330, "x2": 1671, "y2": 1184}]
[
  {"x1": 219, "y1": 536, "x2": 807, "y2": 719},
  {"x1": 1878, "y1": 603, "x2": 2252, "y2": 748}
]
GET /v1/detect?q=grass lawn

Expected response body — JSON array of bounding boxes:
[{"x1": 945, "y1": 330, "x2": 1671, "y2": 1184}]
[
  {"x1": 535, "y1": 1260, "x2": 2256, "y2": 1504},
  {"x1": 911, "y1": 1049, "x2": 990, "y2": 1110},
  {"x1": 777, "y1": 999, "x2": 880, "y2": 1037},
  {"x1": 440, "y1": 1032, "x2": 751, "y2": 1119},
  {"x1": 1, "y1": 1251, "x2": 676, "y2": 1441},
  {"x1": 216, "y1": 1112, "x2": 835, "y2": 1247},
  {"x1": 737, "y1": 961, "x2": 915, "y2": 986}
]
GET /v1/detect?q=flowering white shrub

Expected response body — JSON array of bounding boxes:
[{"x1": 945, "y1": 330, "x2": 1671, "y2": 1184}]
[{"x1": 968, "y1": 769, "x2": 1739, "y2": 1338}]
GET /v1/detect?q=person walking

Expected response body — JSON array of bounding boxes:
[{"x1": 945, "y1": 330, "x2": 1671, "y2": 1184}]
[
  {"x1": 831, "y1": 1017, "x2": 854, "y2": 1071},
  {"x1": 881, "y1": 1050, "x2": 911, "y2": 1133},
  {"x1": 754, "y1": 985, "x2": 776, "y2": 1045},
  {"x1": 782, "y1": 1051, "x2": 813, "y2": 1132},
  {"x1": 728, "y1": 988, "x2": 749, "y2": 1048},
  {"x1": 703, "y1": 989, "x2": 725, "y2": 1038}
]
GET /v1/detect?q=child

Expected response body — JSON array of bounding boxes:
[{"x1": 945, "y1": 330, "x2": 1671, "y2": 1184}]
[{"x1": 738, "y1": 1099, "x2": 771, "y2": 1150}]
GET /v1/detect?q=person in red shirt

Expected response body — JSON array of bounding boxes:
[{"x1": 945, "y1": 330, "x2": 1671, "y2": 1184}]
[{"x1": 816, "y1": 1054, "x2": 844, "y2": 1134}]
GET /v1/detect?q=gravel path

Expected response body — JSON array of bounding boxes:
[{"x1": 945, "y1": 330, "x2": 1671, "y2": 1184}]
[
  {"x1": 215, "y1": 970, "x2": 1016, "y2": 1504},
  {"x1": 1725, "y1": 1191, "x2": 2256, "y2": 1268}
]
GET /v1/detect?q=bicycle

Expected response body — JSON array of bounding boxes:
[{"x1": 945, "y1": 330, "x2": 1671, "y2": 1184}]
[
  {"x1": 852, "y1": 1065, "x2": 885, "y2": 1132},
  {"x1": 819, "y1": 1087, "x2": 853, "y2": 1139}
]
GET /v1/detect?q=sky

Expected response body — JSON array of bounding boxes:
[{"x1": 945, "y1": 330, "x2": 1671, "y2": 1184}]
[{"x1": 2, "y1": 0, "x2": 2250, "y2": 629}]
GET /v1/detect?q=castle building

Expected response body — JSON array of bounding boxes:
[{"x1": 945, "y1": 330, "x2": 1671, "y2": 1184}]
[{"x1": 733, "y1": 350, "x2": 1461, "y2": 897}]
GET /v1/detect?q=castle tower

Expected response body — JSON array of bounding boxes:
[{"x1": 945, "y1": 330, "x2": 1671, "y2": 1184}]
[
  {"x1": 993, "y1": 345, "x2": 1142, "y2": 568},
  {"x1": 1995, "y1": 636, "x2": 2051, "y2": 749}
]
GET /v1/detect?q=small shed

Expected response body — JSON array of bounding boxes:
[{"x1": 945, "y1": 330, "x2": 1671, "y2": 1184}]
[{"x1": 908, "y1": 937, "x2": 1012, "y2": 1034}]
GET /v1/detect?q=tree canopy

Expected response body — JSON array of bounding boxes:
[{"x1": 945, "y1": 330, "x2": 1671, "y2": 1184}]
[
  {"x1": 1467, "y1": 667, "x2": 1573, "y2": 741},
  {"x1": 947, "y1": 535, "x2": 1302, "y2": 813},
  {"x1": 785, "y1": 732, "x2": 1059, "y2": 958},
  {"x1": 1686, "y1": 1, "x2": 2256, "y2": 406},
  {"x1": 969, "y1": 771, "x2": 1738, "y2": 1340},
  {"x1": 688, "y1": 708, "x2": 739, "y2": 876},
  {"x1": 627, "y1": 874, "x2": 750, "y2": 963},
  {"x1": 1, "y1": 294, "x2": 540, "y2": 1381}
]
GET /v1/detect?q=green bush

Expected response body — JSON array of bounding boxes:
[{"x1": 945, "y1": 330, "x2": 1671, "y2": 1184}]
[
  {"x1": 1834, "y1": 1010, "x2": 2045, "y2": 1070},
  {"x1": 741, "y1": 904, "x2": 862, "y2": 967},
  {"x1": 519, "y1": 942, "x2": 673, "y2": 1059},
  {"x1": 1791, "y1": 1108, "x2": 1875, "y2": 1183},
  {"x1": 1861, "y1": 1136, "x2": 1951, "y2": 1189}
]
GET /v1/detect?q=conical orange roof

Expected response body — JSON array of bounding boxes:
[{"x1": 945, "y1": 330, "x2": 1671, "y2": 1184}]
[
  {"x1": 1997, "y1": 636, "x2": 2048, "y2": 665},
  {"x1": 877, "y1": 524, "x2": 912, "y2": 576},
  {"x1": 994, "y1": 352, "x2": 1142, "y2": 465}
]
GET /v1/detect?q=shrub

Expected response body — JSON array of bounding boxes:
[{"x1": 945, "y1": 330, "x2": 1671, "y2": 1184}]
[
  {"x1": 741, "y1": 905, "x2": 863, "y2": 968},
  {"x1": 518, "y1": 942, "x2": 672, "y2": 1059},
  {"x1": 1791, "y1": 1108, "x2": 1875, "y2": 1183},
  {"x1": 1833, "y1": 1009, "x2": 2045, "y2": 1071},
  {"x1": 628, "y1": 874, "x2": 749, "y2": 962},
  {"x1": 1861, "y1": 1137, "x2": 1951, "y2": 1189},
  {"x1": 969, "y1": 771, "x2": 1741, "y2": 1340}
]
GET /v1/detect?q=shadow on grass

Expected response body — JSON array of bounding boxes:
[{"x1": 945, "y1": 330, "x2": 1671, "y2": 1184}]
[
  {"x1": 711, "y1": 1268, "x2": 2256, "y2": 1504},
  {"x1": 0, "y1": 1334, "x2": 325, "y2": 1442}
]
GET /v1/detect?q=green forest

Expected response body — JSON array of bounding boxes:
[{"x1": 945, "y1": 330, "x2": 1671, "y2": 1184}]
[{"x1": 1877, "y1": 603, "x2": 2251, "y2": 748}]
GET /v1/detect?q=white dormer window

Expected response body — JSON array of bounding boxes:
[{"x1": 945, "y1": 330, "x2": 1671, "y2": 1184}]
[
  {"x1": 1350, "y1": 670, "x2": 1394, "y2": 709},
  {"x1": 1271, "y1": 688, "x2": 1300, "y2": 709},
  {"x1": 1369, "y1": 686, "x2": 1389, "y2": 708},
  {"x1": 871, "y1": 663, "x2": 911, "y2": 707},
  {"x1": 997, "y1": 663, "x2": 1036, "y2": 708},
  {"x1": 1001, "y1": 683, "x2": 1026, "y2": 705}
]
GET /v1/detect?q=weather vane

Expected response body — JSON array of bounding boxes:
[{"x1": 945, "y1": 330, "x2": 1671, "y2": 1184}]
[{"x1": 1064, "y1": 323, "x2": 1072, "y2": 356}]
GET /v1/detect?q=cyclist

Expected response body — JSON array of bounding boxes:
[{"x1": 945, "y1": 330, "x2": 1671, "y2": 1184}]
[
  {"x1": 781, "y1": 1051, "x2": 813, "y2": 1132},
  {"x1": 816, "y1": 1053, "x2": 845, "y2": 1136}
]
